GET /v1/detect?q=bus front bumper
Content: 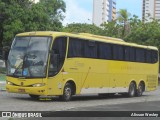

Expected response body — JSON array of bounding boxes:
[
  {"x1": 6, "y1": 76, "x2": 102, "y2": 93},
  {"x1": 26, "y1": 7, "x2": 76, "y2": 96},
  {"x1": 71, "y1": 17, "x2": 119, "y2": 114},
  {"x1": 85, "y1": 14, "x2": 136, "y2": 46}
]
[{"x1": 6, "y1": 84, "x2": 47, "y2": 96}]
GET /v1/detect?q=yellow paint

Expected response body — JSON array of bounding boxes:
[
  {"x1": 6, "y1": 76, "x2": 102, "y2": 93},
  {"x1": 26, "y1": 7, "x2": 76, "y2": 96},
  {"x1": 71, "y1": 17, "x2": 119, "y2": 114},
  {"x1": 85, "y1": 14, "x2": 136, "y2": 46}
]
[{"x1": 6, "y1": 31, "x2": 159, "y2": 96}]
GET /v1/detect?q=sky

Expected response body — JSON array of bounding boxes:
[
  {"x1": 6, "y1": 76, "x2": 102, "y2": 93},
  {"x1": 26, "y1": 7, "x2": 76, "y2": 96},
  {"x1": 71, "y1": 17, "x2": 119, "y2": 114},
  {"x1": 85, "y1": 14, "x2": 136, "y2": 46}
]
[{"x1": 63, "y1": 0, "x2": 142, "y2": 25}]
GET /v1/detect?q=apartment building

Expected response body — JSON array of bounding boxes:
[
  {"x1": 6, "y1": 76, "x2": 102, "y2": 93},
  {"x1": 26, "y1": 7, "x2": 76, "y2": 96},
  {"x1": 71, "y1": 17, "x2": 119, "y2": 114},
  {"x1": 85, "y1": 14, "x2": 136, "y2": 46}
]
[
  {"x1": 93, "y1": 0, "x2": 116, "y2": 26},
  {"x1": 142, "y1": 0, "x2": 160, "y2": 22}
]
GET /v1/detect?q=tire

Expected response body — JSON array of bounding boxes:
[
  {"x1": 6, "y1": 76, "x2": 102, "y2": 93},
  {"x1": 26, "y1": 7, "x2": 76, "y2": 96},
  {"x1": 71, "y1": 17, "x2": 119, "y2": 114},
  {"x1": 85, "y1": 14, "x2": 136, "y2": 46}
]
[
  {"x1": 29, "y1": 94, "x2": 40, "y2": 100},
  {"x1": 60, "y1": 83, "x2": 73, "y2": 101},
  {"x1": 98, "y1": 93, "x2": 115, "y2": 97},
  {"x1": 98, "y1": 93, "x2": 108, "y2": 97},
  {"x1": 108, "y1": 93, "x2": 115, "y2": 97},
  {"x1": 128, "y1": 82, "x2": 136, "y2": 97},
  {"x1": 136, "y1": 82, "x2": 144, "y2": 97}
]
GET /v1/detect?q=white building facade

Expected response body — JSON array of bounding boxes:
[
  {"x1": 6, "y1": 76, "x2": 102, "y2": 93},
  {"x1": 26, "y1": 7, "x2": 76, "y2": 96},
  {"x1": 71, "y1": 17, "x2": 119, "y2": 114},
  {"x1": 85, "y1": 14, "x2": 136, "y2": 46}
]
[
  {"x1": 142, "y1": 0, "x2": 160, "y2": 22},
  {"x1": 93, "y1": 0, "x2": 116, "y2": 26}
]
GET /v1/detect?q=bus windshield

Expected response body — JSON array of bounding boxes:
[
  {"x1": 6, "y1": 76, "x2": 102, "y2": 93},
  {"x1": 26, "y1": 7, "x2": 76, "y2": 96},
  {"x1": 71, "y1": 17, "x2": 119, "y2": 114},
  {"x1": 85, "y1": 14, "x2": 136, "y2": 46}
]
[{"x1": 7, "y1": 36, "x2": 51, "y2": 78}]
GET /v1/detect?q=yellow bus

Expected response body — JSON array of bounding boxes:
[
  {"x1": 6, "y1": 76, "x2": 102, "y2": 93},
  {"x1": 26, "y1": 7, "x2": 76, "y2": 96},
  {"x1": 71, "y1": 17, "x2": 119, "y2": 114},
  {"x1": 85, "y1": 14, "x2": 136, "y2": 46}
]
[{"x1": 6, "y1": 31, "x2": 159, "y2": 101}]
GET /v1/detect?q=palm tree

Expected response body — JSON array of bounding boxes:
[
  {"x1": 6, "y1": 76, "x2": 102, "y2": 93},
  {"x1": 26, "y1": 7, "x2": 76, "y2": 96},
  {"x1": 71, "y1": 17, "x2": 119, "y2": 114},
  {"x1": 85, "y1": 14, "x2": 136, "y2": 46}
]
[{"x1": 117, "y1": 9, "x2": 131, "y2": 37}]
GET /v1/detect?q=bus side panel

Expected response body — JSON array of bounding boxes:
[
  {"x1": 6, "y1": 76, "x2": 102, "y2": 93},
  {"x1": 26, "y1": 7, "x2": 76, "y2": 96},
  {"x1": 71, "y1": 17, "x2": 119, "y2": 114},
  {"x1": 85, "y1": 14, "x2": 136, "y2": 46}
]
[
  {"x1": 62, "y1": 58, "x2": 83, "y2": 94},
  {"x1": 47, "y1": 73, "x2": 63, "y2": 95},
  {"x1": 79, "y1": 59, "x2": 110, "y2": 94},
  {"x1": 50, "y1": 58, "x2": 159, "y2": 95}
]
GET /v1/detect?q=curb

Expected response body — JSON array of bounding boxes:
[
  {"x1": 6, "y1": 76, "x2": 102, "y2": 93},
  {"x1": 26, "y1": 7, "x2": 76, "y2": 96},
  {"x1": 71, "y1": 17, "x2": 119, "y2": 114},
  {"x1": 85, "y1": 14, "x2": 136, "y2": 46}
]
[{"x1": 0, "y1": 81, "x2": 6, "y2": 91}]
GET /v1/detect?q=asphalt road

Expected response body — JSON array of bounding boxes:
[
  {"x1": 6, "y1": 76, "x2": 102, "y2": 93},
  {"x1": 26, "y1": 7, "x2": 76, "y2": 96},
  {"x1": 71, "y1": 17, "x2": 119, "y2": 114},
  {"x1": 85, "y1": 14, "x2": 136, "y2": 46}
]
[
  {"x1": 70, "y1": 101, "x2": 160, "y2": 111},
  {"x1": 25, "y1": 101, "x2": 160, "y2": 120},
  {"x1": 0, "y1": 87, "x2": 160, "y2": 111},
  {"x1": 0, "y1": 87, "x2": 160, "y2": 120},
  {"x1": 4, "y1": 101, "x2": 160, "y2": 120}
]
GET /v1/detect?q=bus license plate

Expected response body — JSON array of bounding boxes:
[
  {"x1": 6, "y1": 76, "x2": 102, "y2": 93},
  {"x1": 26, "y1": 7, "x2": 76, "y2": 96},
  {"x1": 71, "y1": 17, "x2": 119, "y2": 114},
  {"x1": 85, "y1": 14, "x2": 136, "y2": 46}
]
[{"x1": 18, "y1": 89, "x2": 25, "y2": 93}]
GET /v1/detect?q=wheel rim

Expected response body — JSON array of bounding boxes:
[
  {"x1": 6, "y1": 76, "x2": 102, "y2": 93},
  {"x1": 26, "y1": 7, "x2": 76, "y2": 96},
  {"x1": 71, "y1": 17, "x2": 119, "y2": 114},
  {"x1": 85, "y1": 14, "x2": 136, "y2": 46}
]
[{"x1": 64, "y1": 87, "x2": 71, "y2": 100}]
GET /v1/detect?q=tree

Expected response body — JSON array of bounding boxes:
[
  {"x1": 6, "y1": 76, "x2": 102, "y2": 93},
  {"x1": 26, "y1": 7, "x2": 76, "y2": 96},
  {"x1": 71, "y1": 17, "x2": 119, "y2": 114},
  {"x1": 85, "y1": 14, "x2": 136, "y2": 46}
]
[
  {"x1": 0, "y1": 0, "x2": 7, "y2": 47},
  {"x1": 36, "y1": 0, "x2": 66, "y2": 31},
  {"x1": 63, "y1": 23, "x2": 104, "y2": 35},
  {"x1": 117, "y1": 9, "x2": 131, "y2": 37},
  {"x1": 0, "y1": 0, "x2": 66, "y2": 46},
  {"x1": 101, "y1": 20, "x2": 120, "y2": 38}
]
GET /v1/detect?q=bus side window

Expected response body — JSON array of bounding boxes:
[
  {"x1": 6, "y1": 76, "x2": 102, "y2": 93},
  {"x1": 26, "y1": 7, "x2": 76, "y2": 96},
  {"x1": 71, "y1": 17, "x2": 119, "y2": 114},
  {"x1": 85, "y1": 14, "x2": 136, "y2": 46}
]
[
  {"x1": 99, "y1": 43, "x2": 112, "y2": 60},
  {"x1": 130, "y1": 47, "x2": 136, "y2": 62},
  {"x1": 68, "y1": 38, "x2": 83, "y2": 57},
  {"x1": 113, "y1": 45, "x2": 124, "y2": 61},
  {"x1": 151, "y1": 50, "x2": 158, "y2": 63},
  {"x1": 124, "y1": 46, "x2": 130, "y2": 61},
  {"x1": 84, "y1": 41, "x2": 97, "y2": 58},
  {"x1": 146, "y1": 50, "x2": 152, "y2": 63},
  {"x1": 136, "y1": 48, "x2": 145, "y2": 63},
  {"x1": 49, "y1": 37, "x2": 67, "y2": 76}
]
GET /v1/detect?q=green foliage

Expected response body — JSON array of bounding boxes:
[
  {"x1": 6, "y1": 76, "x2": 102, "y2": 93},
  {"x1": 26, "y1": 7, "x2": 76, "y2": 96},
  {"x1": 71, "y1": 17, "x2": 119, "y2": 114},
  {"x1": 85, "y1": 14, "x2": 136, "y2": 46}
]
[
  {"x1": 1, "y1": 3, "x2": 160, "y2": 54},
  {"x1": 63, "y1": 23, "x2": 104, "y2": 35},
  {"x1": 117, "y1": 9, "x2": 131, "y2": 23},
  {"x1": 63, "y1": 11, "x2": 160, "y2": 52},
  {"x1": 0, "y1": 0, "x2": 66, "y2": 46},
  {"x1": 125, "y1": 19, "x2": 160, "y2": 49},
  {"x1": 101, "y1": 21, "x2": 120, "y2": 38},
  {"x1": 116, "y1": 9, "x2": 131, "y2": 38}
]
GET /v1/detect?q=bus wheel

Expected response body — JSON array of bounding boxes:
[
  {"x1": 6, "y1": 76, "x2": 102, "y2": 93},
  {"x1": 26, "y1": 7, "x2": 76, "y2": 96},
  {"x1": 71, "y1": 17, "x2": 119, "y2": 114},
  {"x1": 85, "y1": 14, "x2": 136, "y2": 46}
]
[
  {"x1": 136, "y1": 82, "x2": 144, "y2": 97},
  {"x1": 60, "y1": 83, "x2": 72, "y2": 101},
  {"x1": 128, "y1": 82, "x2": 136, "y2": 97},
  {"x1": 29, "y1": 94, "x2": 40, "y2": 100}
]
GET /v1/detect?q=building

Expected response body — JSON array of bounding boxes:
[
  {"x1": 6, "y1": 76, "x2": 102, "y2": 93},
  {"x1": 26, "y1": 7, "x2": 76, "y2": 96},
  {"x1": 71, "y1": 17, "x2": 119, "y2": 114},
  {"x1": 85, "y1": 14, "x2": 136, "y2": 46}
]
[
  {"x1": 93, "y1": 0, "x2": 116, "y2": 26},
  {"x1": 108, "y1": 0, "x2": 116, "y2": 22},
  {"x1": 142, "y1": 0, "x2": 160, "y2": 22},
  {"x1": 31, "y1": 0, "x2": 39, "y2": 3}
]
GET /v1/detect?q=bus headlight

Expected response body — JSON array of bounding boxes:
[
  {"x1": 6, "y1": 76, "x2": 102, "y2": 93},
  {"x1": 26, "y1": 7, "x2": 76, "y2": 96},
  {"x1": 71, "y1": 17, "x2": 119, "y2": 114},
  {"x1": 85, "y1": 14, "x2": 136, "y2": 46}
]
[
  {"x1": 32, "y1": 83, "x2": 45, "y2": 87},
  {"x1": 7, "y1": 81, "x2": 14, "y2": 85}
]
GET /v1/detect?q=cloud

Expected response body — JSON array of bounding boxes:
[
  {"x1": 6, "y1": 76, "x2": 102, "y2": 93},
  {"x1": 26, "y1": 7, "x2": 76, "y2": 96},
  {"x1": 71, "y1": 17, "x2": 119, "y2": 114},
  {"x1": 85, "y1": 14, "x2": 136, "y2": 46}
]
[{"x1": 63, "y1": 0, "x2": 92, "y2": 25}]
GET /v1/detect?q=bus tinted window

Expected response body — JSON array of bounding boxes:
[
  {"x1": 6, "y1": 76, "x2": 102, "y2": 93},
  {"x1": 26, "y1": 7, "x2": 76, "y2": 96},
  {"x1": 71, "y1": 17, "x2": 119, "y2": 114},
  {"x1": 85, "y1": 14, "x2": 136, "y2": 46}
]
[
  {"x1": 99, "y1": 43, "x2": 112, "y2": 60},
  {"x1": 118, "y1": 45, "x2": 124, "y2": 60},
  {"x1": 113, "y1": 45, "x2": 124, "y2": 60},
  {"x1": 53, "y1": 37, "x2": 67, "y2": 59},
  {"x1": 151, "y1": 50, "x2": 158, "y2": 63},
  {"x1": 84, "y1": 41, "x2": 97, "y2": 58},
  {"x1": 49, "y1": 37, "x2": 67, "y2": 76},
  {"x1": 136, "y1": 48, "x2": 145, "y2": 62},
  {"x1": 67, "y1": 37, "x2": 158, "y2": 64},
  {"x1": 68, "y1": 38, "x2": 83, "y2": 57},
  {"x1": 146, "y1": 50, "x2": 152, "y2": 63},
  {"x1": 124, "y1": 46, "x2": 130, "y2": 61},
  {"x1": 130, "y1": 47, "x2": 136, "y2": 62}
]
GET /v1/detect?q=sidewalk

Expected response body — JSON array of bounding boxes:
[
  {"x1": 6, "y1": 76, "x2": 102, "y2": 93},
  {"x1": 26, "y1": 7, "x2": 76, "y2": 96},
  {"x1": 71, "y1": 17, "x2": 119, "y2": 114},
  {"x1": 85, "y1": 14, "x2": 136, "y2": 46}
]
[{"x1": 0, "y1": 74, "x2": 6, "y2": 91}]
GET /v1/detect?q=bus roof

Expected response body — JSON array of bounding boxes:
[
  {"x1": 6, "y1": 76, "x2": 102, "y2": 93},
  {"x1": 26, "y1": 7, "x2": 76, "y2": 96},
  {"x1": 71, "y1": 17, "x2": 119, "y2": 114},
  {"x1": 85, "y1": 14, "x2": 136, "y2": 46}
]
[{"x1": 16, "y1": 31, "x2": 158, "y2": 51}]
